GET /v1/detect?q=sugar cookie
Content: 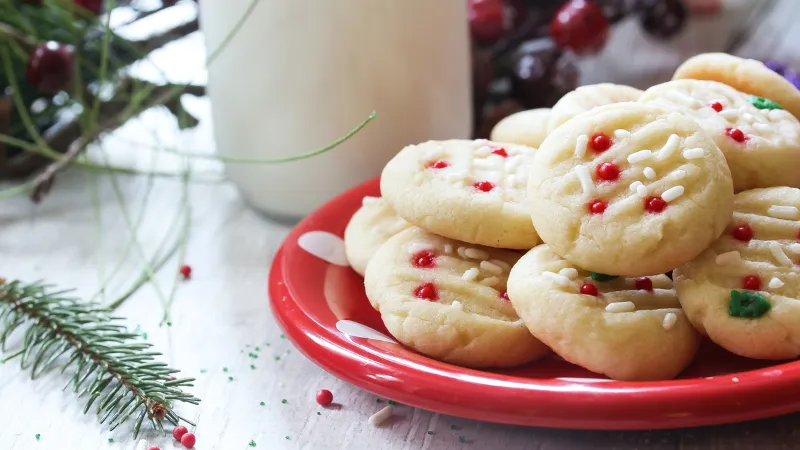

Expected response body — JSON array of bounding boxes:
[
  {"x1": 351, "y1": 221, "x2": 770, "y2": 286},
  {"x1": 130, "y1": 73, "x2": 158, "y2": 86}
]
[
  {"x1": 548, "y1": 83, "x2": 643, "y2": 132},
  {"x1": 674, "y1": 187, "x2": 800, "y2": 360},
  {"x1": 344, "y1": 196, "x2": 413, "y2": 276},
  {"x1": 364, "y1": 227, "x2": 548, "y2": 368},
  {"x1": 528, "y1": 102, "x2": 733, "y2": 276},
  {"x1": 639, "y1": 79, "x2": 800, "y2": 191},
  {"x1": 381, "y1": 139, "x2": 539, "y2": 249},
  {"x1": 673, "y1": 53, "x2": 800, "y2": 120},
  {"x1": 507, "y1": 245, "x2": 700, "y2": 380},
  {"x1": 490, "y1": 108, "x2": 551, "y2": 148}
]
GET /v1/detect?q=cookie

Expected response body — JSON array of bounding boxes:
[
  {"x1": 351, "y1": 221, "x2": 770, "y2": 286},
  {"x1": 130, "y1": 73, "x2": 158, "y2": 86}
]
[
  {"x1": 674, "y1": 187, "x2": 800, "y2": 360},
  {"x1": 507, "y1": 245, "x2": 700, "y2": 380},
  {"x1": 673, "y1": 53, "x2": 800, "y2": 120},
  {"x1": 344, "y1": 196, "x2": 413, "y2": 276},
  {"x1": 548, "y1": 83, "x2": 643, "y2": 132},
  {"x1": 639, "y1": 79, "x2": 800, "y2": 191},
  {"x1": 490, "y1": 108, "x2": 551, "y2": 148},
  {"x1": 364, "y1": 227, "x2": 548, "y2": 368},
  {"x1": 528, "y1": 102, "x2": 734, "y2": 276},
  {"x1": 381, "y1": 139, "x2": 539, "y2": 249}
]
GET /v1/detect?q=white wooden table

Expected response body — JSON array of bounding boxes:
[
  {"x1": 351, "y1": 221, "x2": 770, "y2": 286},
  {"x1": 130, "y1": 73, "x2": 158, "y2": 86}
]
[{"x1": 2, "y1": 1, "x2": 800, "y2": 449}]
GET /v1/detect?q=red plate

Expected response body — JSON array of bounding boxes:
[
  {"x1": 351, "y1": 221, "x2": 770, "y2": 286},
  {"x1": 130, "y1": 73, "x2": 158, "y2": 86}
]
[{"x1": 269, "y1": 177, "x2": 800, "y2": 430}]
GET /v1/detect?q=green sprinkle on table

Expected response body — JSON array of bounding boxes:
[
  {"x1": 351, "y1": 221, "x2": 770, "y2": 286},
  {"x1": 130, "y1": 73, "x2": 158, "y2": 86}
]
[
  {"x1": 450, "y1": 424, "x2": 458, "y2": 430},
  {"x1": 376, "y1": 399, "x2": 383, "y2": 403},
  {"x1": 285, "y1": 436, "x2": 291, "y2": 440},
  {"x1": 260, "y1": 401, "x2": 265, "y2": 406},
  {"x1": 459, "y1": 436, "x2": 466, "y2": 443},
  {"x1": 388, "y1": 400, "x2": 398, "y2": 406},
  {"x1": 108, "y1": 438, "x2": 114, "y2": 443},
  {"x1": 317, "y1": 412, "x2": 321, "y2": 416},
  {"x1": 167, "y1": 321, "x2": 172, "y2": 326},
  {"x1": 249, "y1": 352, "x2": 258, "y2": 359},
  {"x1": 255, "y1": 346, "x2": 260, "y2": 351},
  {"x1": 275, "y1": 356, "x2": 281, "y2": 361},
  {"x1": 228, "y1": 376, "x2": 234, "y2": 381},
  {"x1": 281, "y1": 399, "x2": 288, "y2": 404},
  {"x1": 142, "y1": 332, "x2": 148, "y2": 340},
  {"x1": 250, "y1": 364, "x2": 256, "y2": 370},
  {"x1": 35, "y1": 434, "x2": 40, "y2": 440},
  {"x1": 200, "y1": 369, "x2": 207, "y2": 374},
  {"x1": 280, "y1": 334, "x2": 286, "y2": 339},
  {"x1": 249, "y1": 440, "x2": 257, "y2": 447},
  {"x1": 223, "y1": 367, "x2": 229, "y2": 372},
  {"x1": 427, "y1": 431, "x2": 434, "y2": 435}
]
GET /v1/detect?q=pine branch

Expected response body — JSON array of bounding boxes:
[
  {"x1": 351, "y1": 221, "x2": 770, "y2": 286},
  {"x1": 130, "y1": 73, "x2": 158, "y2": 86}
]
[{"x1": 0, "y1": 280, "x2": 200, "y2": 437}]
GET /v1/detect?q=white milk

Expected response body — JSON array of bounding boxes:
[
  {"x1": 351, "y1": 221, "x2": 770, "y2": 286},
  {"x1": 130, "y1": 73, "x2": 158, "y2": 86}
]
[{"x1": 200, "y1": 0, "x2": 472, "y2": 219}]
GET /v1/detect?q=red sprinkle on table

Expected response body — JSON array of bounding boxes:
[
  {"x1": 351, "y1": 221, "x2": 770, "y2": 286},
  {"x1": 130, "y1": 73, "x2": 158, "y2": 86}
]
[
  {"x1": 428, "y1": 160, "x2": 449, "y2": 169},
  {"x1": 743, "y1": 275, "x2": 761, "y2": 291},
  {"x1": 414, "y1": 282, "x2": 439, "y2": 301},
  {"x1": 411, "y1": 250, "x2": 436, "y2": 268},
  {"x1": 180, "y1": 433, "x2": 196, "y2": 449},
  {"x1": 491, "y1": 147, "x2": 509, "y2": 157},
  {"x1": 179, "y1": 264, "x2": 191, "y2": 280},
  {"x1": 596, "y1": 162, "x2": 620, "y2": 181},
  {"x1": 589, "y1": 133, "x2": 613, "y2": 152},
  {"x1": 500, "y1": 291, "x2": 510, "y2": 301},
  {"x1": 634, "y1": 277, "x2": 653, "y2": 292},
  {"x1": 644, "y1": 196, "x2": 667, "y2": 213},
  {"x1": 588, "y1": 200, "x2": 607, "y2": 214},
  {"x1": 732, "y1": 224, "x2": 753, "y2": 242},
  {"x1": 710, "y1": 102, "x2": 723, "y2": 112},
  {"x1": 316, "y1": 389, "x2": 334, "y2": 406},
  {"x1": 580, "y1": 283, "x2": 599, "y2": 296},
  {"x1": 473, "y1": 181, "x2": 495, "y2": 192},
  {"x1": 172, "y1": 426, "x2": 188, "y2": 441},
  {"x1": 725, "y1": 127, "x2": 747, "y2": 143}
]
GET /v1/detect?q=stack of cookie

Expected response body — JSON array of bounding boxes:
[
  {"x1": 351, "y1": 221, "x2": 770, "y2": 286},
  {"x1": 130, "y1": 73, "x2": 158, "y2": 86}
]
[{"x1": 344, "y1": 53, "x2": 800, "y2": 381}]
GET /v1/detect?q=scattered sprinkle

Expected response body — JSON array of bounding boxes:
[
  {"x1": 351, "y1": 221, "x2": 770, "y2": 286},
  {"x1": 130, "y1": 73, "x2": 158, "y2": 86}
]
[
  {"x1": 769, "y1": 242, "x2": 793, "y2": 266},
  {"x1": 682, "y1": 148, "x2": 705, "y2": 159},
  {"x1": 142, "y1": 332, "x2": 148, "y2": 340},
  {"x1": 637, "y1": 185, "x2": 648, "y2": 198},
  {"x1": 629, "y1": 181, "x2": 644, "y2": 192},
  {"x1": 627, "y1": 149, "x2": 652, "y2": 164},
  {"x1": 462, "y1": 268, "x2": 480, "y2": 281},
  {"x1": 451, "y1": 300, "x2": 463, "y2": 310},
  {"x1": 661, "y1": 185, "x2": 685, "y2": 203},
  {"x1": 605, "y1": 301, "x2": 636, "y2": 313},
  {"x1": 427, "y1": 431, "x2": 434, "y2": 435},
  {"x1": 376, "y1": 399, "x2": 383, "y2": 403},
  {"x1": 286, "y1": 436, "x2": 291, "y2": 440},
  {"x1": 200, "y1": 369, "x2": 207, "y2": 374},
  {"x1": 574, "y1": 134, "x2": 589, "y2": 158},
  {"x1": 769, "y1": 277, "x2": 784, "y2": 289},
  {"x1": 614, "y1": 129, "x2": 630, "y2": 139},
  {"x1": 643, "y1": 167, "x2": 656, "y2": 179},
  {"x1": 108, "y1": 438, "x2": 114, "y2": 443},
  {"x1": 657, "y1": 134, "x2": 681, "y2": 160},
  {"x1": 317, "y1": 412, "x2": 321, "y2": 415},
  {"x1": 249, "y1": 352, "x2": 258, "y2": 359},
  {"x1": 575, "y1": 165, "x2": 595, "y2": 197},
  {"x1": 450, "y1": 425, "x2": 458, "y2": 430},
  {"x1": 281, "y1": 334, "x2": 286, "y2": 339},
  {"x1": 260, "y1": 401, "x2": 265, "y2": 406},
  {"x1": 368, "y1": 406, "x2": 393, "y2": 426},
  {"x1": 250, "y1": 364, "x2": 256, "y2": 370},
  {"x1": 388, "y1": 400, "x2": 398, "y2": 406},
  {"x1": 542, "y1": 271, "x2": 573, "y2": 287},
  {"x1": 716, "y1": 251, "x2": 742, "y2": 265},
  {"x1": 459, "y1": 436, "x2": 466, "y2": 443},
  {"x1": 464, "y1": 248, "x2": 490, "y2": 260},
  {"x1": 223, "y1": 367, "x2": 228, "y2": 372},
  {"x1": 228, "y1": 376, "x2": 234, "y2": 381},
  {"x1": 35, "y1": 434, "x2": 40, "y2": 440},
  {"x1": 255, "y1": 346, "x2": 261, "y2": 351},
  {"x1": 480, "y1": 260, "x2": 504, "y2": 275},
  {"x1": 282, "y1": 399, "x2": 287, "y2": 404},
  {"x1": 767, "y1": 205, "x2": 799, "y2": 220},
  {"x1": 167, "y1": 322, "x2": 172, "y2": 327},
  {"x1": 249, "y1": 440, "x2": 257, "y2": 447},
  {"x1": 275, "y1": 356, "x2": 281, "y2": 361},
  {"x1": 662, "y1": 313, "x2": 678, "y2": 330},
  {"x1": 559, "y1": 268, "x2": 579, "y2": 279}
]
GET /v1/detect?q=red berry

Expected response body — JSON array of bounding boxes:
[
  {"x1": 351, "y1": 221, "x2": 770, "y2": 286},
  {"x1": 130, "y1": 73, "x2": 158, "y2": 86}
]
[
  {"x1": 26, "y1": 42, "x2": 75, "y2": 94},
  {"x1": 725, "y1": 127, "x2": 747, "y2": 143},
  {"x1": 316, "y1": 389, "x2": 334, "y2": 406},
  {"x1": 710, "y1": 102, "x2": 723, "y2": 112},
  {"x1": 596, "y1": 162, "x2": 621, "y2": 181},
  {"x1": 491, "y1": 147, "x2": 509, "y2": 158},
  {"x1": 732, "y1": 224, "x2": 753, "y2": 242},
  {"x1": 179, "y1": 264, "x2": 192, "y2": 280},
  {"x1": 73, "y1": 0, "x2": 103, "y2": 14},
  {"x1": 428, "y1": 160, "x2": 449, "y2": 169},
  {"x1": 473, "y1": 181, "x2": 495, "y2": 192},
  {"x1": 500, "y1": 291, "x2": 510, "y2": 301},
  {"x1": 551, "y1": 0, "x2": 610, "y2": 55},
  {"x1": 634, "y1": 277, "x2": 653, "y2": 292},
  {"x1": 413, "y1": 282, "x2": 438, "y2": 301},
  {"x1": 588, "y1": 200, "x2": 607, "y2": 214},
  {"x1": 468, "y1": 0, "x2": 509, "y2": 44},
  {"x1": 180, "y1": 433, "x2": 196, "y2": 448},
  {"x1": 742, "y1": 274, "x2": 761, "y2": 291},
  {"x1": 172, "y1": 426, "x2": 188, "y2": 441},
  {"x1": 589, "y1": 133, "x2": 613, "y2": 152},
  {"x1": 644, "y1": 196, "x2": 667, "y2": 213},
  {"x1": 580, "y1": 283, "x2": 599, "y2": 296},
  {"x1": 411, "y1": 250, "x2": 436, "y2": 269}
]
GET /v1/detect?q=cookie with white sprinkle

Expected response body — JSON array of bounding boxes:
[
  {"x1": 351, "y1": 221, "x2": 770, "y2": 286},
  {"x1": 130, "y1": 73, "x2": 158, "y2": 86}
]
[
  {"x1": 507, "y1": 245, "x2": 700, "y2": 381},
  {"x1": 381, "y1": 139, "x2": 539, "y2": 249},
  {"x1": 528, "y1": 102, "x2": 733, "y2": 276},
  {"x1": 490, "y1": 108, "x2": 551, "y2": 149},
  {"x1": 639, "y1": 79, "x2": 800, "y2": 191},
  {"x1": 673, "y1": 53, "x2": 800, "y2": 120},
  {"x1": 344, "y1": 196, "x2": 413, "y2": 276},
  {"x1": 364, "y1": 227, "x2": 548, "y2": 368},
  {"x1": 674, "y1": 187, "x2": 800, "y2": 360},
  {"x1": 548, "y1": 83, "x2": 643, "y2": 132}
]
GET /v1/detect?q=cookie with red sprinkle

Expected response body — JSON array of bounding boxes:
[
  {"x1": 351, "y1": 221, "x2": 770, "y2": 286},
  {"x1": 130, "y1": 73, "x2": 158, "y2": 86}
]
[{"x1": 548, "y1": 83, "x2": 643, "y2": 132}]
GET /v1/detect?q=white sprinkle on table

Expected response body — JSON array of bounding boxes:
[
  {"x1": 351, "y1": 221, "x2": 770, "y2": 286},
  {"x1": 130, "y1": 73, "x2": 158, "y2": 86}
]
[
  {"x1": 480, "y1": 260, "x2": 504, "y2": 275},
  {"x1": 657, "y1": 134, "x2": 681, "y2": 160},
  {"x1": 542, "y1": 271, "x2": 572, "y2": 286},
  {"x1": 682, "y1": 148, "x2": 705, "y2": 159},
  {"x1": 614, "y1": 129, "x2": 630, "y2": 139},
  {"x1": 605, "y1": 301, "x2": 636, "y2": 313},
  {"x1": 465, "y1": 248, "x2": 490, "y2": 260},
  {"x1": 715, "y1": 251, "x2": 742, "y2": 265},
  {"x1": 559, "y1": 268, "x2": 579, "y2": 279},
  {"x1": 627, "y1": 150, "x2": 652, "y2": 164},
  {"x1": 769, "y1": 277, "x2": 784, "y2": 289},
  {"x1": 444, "y1": 244, "x2": 453, "y2": 254},
  {"x1": 451, "y1": 300, "x2": 463, "y2": 310},
  {"x1": 769, "y1": 242, "x2": 793, "y2": 266},
  {"x1": 362, "y1": 196, "x2": 380, "y2": 206},
  {"x1": 662, "y1": 313, "x2": 678, "y2": 330},
  {"x1": 369, "y1": 406, "x2": 393, "y2": 426},
  {"x1": 479, "y1": 276, "x2": 500, "y2": 287},
  {"x1": 767, "y1": 205, "x2": 800, "y2": 220},
  {"x1": 643, "y1": 167, "x2": 657, "y2": 180},
  {"x1": 575, "y1": 165, "x2": 595, "y2": 197},
  {"x1": 661, "y1": 186, "x2": 685, "y2": 203},
  {"x1": 462, "y1": 268, "x2": 479, "y2": 281},
  {"x1": 789, "y1": 243, "x2": 800, "y2": 254},
  {"x1": 475, "y1": 145, "x2": 492, "y2": 156},
  {"x1": 636, "y1": 185, "x2": 648, "y2": 198},
  {"x1": 489, "y1": 259, "x2": 512, "y2": 272},
  {"x1": 574, "y1": 134, "x2": 589, "y2": 158}
]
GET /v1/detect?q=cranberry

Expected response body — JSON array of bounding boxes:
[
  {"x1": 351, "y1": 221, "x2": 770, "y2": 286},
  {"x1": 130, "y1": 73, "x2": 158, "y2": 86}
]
[
  {"x1": 491, "y1": 147, "x2": 509, "y2": 158},
  {"x1": 413, "y1": 282, "x2": 439, "y2": 301},
  {"x1": 473, "y1": 181, "x2": 495, "y2": 192},
  {"x1": 732, "y1": 224, "x2": 753, "y2": 242},
  {"x1": 596, "y1": 162, "x2": 620, "y2": 181},
  {"x1": 710, "y1": 102, "x2": 723, "y2": 112},
  {"x1": 172, "y1": 426, "x2": 188, "y2": 441},
  {"x1": 180, "y1": 433, "x2": 196, "y2": 448},
  {"x1": 742, "y1": 275, "x2": 761, "y2": 291},
  {"x1": 468, "y1": 0, "x2": 509, "y2": 44},
  {"x1": 725, "y1": 127, "x2": 747, "y2": 143},
  {"x1": 551, "y1": 0, "x2": 610, "y2": 55},
  {"x1": 589, "y1": 132, "x2": 613, "y2": 152},
  {"x1": 588, "y1": 200, "x2": 607, "y2": 214},
  {"x1": 316, "y1": 389, "x2": 334, "y2": 406},
  {"x1": 428, "y1": 160, "x2": 449, "y2": 169},
  {"x1": 634, "y1": 277, "x2": 653, "y2": 292},
  {"x1": 580, "y1": 283, "x2": 599, "y2": 296},
  {"x1": 73, "y1": 0, "x2": 103, "y2": 14},
  {"x1": 26, "y1": 42, "x2": 75, "y2": 94},
  {"x1": 411, "y1": 250, "x2": 436, "y2": 269},
  {"x1": 644, "y1": 196, "x2": 667, "y2": 213}
]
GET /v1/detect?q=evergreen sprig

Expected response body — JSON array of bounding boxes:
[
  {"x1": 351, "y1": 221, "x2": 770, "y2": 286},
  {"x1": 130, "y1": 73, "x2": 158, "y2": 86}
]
[{"x1": 0, "y1": 279, "x2": 199, "y2": 437}]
